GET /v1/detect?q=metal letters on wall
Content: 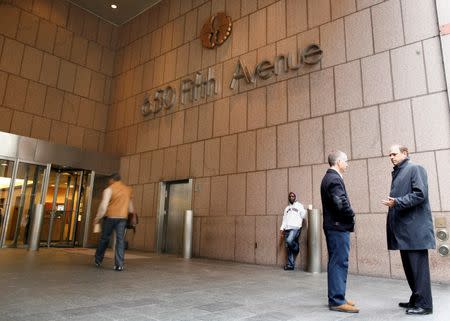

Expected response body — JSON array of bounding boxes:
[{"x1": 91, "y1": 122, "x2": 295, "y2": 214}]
[
  {"x1": 140, "y1": 44, "x2": 323, "y2": 116},
  {"x1": 141, "y1": 68, "x2": 218, "y2": 116},
  {"x1": 230, "y1": 44, "x2": 323, "y2": 90}
]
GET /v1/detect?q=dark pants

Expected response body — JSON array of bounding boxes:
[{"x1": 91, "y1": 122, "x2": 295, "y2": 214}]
[
  {"x1": 400, "y1": 249, "x2": 433, "y2": 309},
  {"x1": 284, "y1": 228, "x2": 301, "y2": 268},
  {"x1": 324, "y1": 229, "x2": 350, "y2": 306},
  {"x1": 95, "y1": 218, "x2": 127, "y2": 267}
]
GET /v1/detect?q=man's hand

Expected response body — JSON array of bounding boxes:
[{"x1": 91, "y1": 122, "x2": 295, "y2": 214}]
[{"x1": 381, "y1": 197, "x2": 396, "y2": 208}]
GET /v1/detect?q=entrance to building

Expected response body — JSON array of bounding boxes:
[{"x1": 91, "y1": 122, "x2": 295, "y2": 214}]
[
  {"x1": 0, "y1": 131, "x2": 120, "y2": 250},
  {"x1": 157, "y1": 179, "x2": 192, "y2": 254},
  {"x1": 41, "y1": 168, "x2": 90, "y2": 247},
  {"x1": 0, "y1": 159, "x2": 48, "y2": 248},
  {"x1": 0, "y1": 158, "x2": 92, "y2": 248}
]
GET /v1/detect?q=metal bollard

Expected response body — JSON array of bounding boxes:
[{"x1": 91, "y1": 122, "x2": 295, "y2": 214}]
[
  {"x1": 183, "y1": 210, "x2": 193, "y2": 259},
  {"x1": 29, "y1": 204, "x2": 44, "y2": 251},
  {"x1": 307, "y1": 208, "x2": 322, "y2": 273}
]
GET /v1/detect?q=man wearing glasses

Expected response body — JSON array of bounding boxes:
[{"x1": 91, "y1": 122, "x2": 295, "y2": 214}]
[
  {"x1": 320, "y1": 150, "x2": 359, "y2": 313},
  {"x1": 382, "y1": 145, "x2": 435, "y2": 315}
]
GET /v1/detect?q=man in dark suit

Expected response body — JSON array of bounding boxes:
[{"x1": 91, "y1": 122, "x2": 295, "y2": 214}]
[
  {"x1": 320, "y1": 150, "x2": 359, "y2": 313},
  {"x1": 382, "y1": 145, "x2": 435, "y2": 315}
]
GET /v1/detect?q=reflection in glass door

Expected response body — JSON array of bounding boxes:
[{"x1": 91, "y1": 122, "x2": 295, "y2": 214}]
[
  {"x1": 41, "y1": 169, "x2": 88, "y2": 247},
  {"x1": 1, "y1": 161, "x2": 47, "y2": 248},
  {"x1": 0, "y1": 159, "x2": 15, "y2": 244}
]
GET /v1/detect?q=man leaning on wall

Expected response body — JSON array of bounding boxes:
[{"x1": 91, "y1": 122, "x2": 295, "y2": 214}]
[{"x1": 279, "y1": 192, "x2": 306, "y2": 271}]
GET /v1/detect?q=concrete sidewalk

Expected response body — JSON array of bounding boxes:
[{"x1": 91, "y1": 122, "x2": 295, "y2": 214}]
[{"x1": 0, "y1": 248, "x2": 448, "y2": 321}]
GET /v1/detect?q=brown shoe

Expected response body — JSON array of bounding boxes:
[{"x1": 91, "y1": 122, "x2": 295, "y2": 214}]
[
  {"x1": 346, "y1": 299, "x2": 355, "y2": 306},
  {"x1": 329, "y1": 303, "x2": 359, "y2": 313}
]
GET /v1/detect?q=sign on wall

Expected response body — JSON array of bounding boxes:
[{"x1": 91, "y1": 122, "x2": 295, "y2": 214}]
[
  {"x1": 139, "y1": 13, "x2": 323, "y2": 117},
  {"x1": 200, "y1": 12, "x2": 232, "y2": 49}
]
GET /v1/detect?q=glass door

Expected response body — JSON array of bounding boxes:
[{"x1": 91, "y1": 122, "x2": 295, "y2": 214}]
[
  {"x1": 0, "y1": 159, "x2": 16, "y2": 245},
  {"x1": 41, "y1": 168, "x2": 88, "y2": 247},
  {"x1": 1, "y1": 161, "x2": 48, "y2": 248}
]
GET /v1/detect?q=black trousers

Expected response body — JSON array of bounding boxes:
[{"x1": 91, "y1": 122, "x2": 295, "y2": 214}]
[{"x1": 400, "y1": 249, "x2": 433, "y2": 309}]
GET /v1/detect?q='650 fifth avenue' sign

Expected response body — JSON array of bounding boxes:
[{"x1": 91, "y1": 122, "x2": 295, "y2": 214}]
[{"x1": 140, "y1": 44, "x2": 323, "y2": 116}]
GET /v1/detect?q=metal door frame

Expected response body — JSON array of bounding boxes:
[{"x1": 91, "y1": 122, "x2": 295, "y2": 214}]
[
  {"x1": 0, "y1": 156, "x2": 18, "y2": 247},
  {"x1": 81, "y1": 171, "x2": 95, "y2": 247}
]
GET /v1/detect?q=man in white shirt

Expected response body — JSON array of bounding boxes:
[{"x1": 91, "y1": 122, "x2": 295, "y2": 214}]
[{"x1": 280, "y1": 192, "x2": 306, "y2": 270}]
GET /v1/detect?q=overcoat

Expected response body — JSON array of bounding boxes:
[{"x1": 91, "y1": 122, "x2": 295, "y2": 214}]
[{"x1": 386, "y1": 158, "x2": 436, "y2": 250}]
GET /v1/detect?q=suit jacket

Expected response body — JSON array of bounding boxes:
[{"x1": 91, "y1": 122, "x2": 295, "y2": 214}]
[
  {"x1": 386, "y1": 158, "x2": 435, "y2": 250},
  {"x1": 320, "y1": 169, "x2": 355, "y2": 232}
]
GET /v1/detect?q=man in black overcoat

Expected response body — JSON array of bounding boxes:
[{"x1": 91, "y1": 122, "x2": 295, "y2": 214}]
[{"x1": 382, "y1": 144, "x2": 436, "y2": 315}]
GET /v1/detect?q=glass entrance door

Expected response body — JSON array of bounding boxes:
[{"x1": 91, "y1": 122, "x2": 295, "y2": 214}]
[
  {"x1": 0, "y1": 159, "x2": 16, "y2": 245},
  {"x1": 41, "y1": 168, "x2": 89, "y2": 247},
  {"x1": 0, "y1": 160, "x2": 48, "y2": 248}
]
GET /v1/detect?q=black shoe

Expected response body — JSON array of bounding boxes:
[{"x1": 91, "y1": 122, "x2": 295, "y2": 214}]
[
  {"x1": 406, "y1": 307, "x2": 432, "y2": 315},
  {"x1": 398, "y1": 302, "x2": 413, "y2": 308},
  {"x1": 283, "y1": 265, "x2": 294, "y2": 270},
  {"x1": 95, "y1": 261, "x2": 101, "y2": 268},
  {"x1": 114, "y1": 266, "x2": 124, "y2": 271}
]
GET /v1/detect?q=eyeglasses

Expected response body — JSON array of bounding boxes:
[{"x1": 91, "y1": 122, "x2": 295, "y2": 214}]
[{"x1": 389, "y1": 153, "x2": 398, "y2": 157}]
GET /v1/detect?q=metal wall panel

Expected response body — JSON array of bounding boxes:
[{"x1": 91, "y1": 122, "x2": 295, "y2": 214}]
[
  {"x1": 17, "y1": 137, "x2": 38, "y2": 161},
  {"x1": 0, "y1": 132, "x2": 20, "y2": 158},
  {"x1": 0, "y1": 131, "x2": 119, "y2": 175}
]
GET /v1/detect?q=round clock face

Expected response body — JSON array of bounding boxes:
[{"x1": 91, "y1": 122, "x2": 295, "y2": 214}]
[{"x1": 201, "y1": 12, "x2": 232, "y2": 49}]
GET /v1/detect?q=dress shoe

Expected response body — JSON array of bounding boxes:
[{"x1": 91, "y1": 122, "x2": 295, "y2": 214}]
[
  {"x1": 398, "y1": 302, "x2": 413, "y2": 308},
  {"x1": 114, "y1": 265, "x2": 124, "y2": 271},
  {"x1": 346, "y1": 299, "x2": 355, "y2": 306},
  {"x1": 406, "y1": 307, "x2": 432, "y2": 315},
  {"x1": 329, "y1": 303, "x2": 359, "y2": 313},
  {"x1": 283, "y1": 265, "x2": 294, "y2": 270}
]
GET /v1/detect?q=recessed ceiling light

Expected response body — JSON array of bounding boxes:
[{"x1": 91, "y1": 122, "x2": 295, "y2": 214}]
[{"x1": 111, "y1": 4, "x2": 118, "y2": 9}]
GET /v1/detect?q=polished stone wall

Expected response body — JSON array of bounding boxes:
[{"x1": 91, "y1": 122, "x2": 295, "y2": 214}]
[
  {"x1": 6, "y1": 0, "x2": 445, "y2": 282},
  {"x1": 110, "y1": 0, "x2": 450, "y2": 282},
  {"x1": 0, "y1": 0, "x2": 115, "y2": 151}
]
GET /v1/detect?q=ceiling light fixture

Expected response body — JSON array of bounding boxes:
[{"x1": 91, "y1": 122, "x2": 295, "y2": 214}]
[{"x1": 111, "y1": 4, "x2": 118, "y2": 9}]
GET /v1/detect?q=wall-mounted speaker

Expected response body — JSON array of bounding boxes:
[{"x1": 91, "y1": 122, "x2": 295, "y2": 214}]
[
  {"x1": 436, "y1": 228, "x2": 449, "y2": 242},
  {"x1": 438, "y1": 244, "x2": 449, "y2": 257}
]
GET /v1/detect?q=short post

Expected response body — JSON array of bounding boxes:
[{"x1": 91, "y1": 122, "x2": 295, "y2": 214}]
[
  {"x1": 183, "y1": 210, "x2": 193, "y2": 259},
  {"x1": 29, "y1": 204, "x2": 44, "y2": 251},
  {"x1": 307, "y1": 208, "x2": 322, "y2": 273}
]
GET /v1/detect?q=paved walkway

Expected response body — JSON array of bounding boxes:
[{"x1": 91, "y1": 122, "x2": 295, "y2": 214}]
[{"x1": 0, "y1": 248, "x2": 449, "y2": 321}]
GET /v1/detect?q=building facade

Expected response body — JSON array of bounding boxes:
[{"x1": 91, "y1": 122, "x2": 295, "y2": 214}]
[{"x1": 1, "y1": 0, "x2": 450, "y2": 282}]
